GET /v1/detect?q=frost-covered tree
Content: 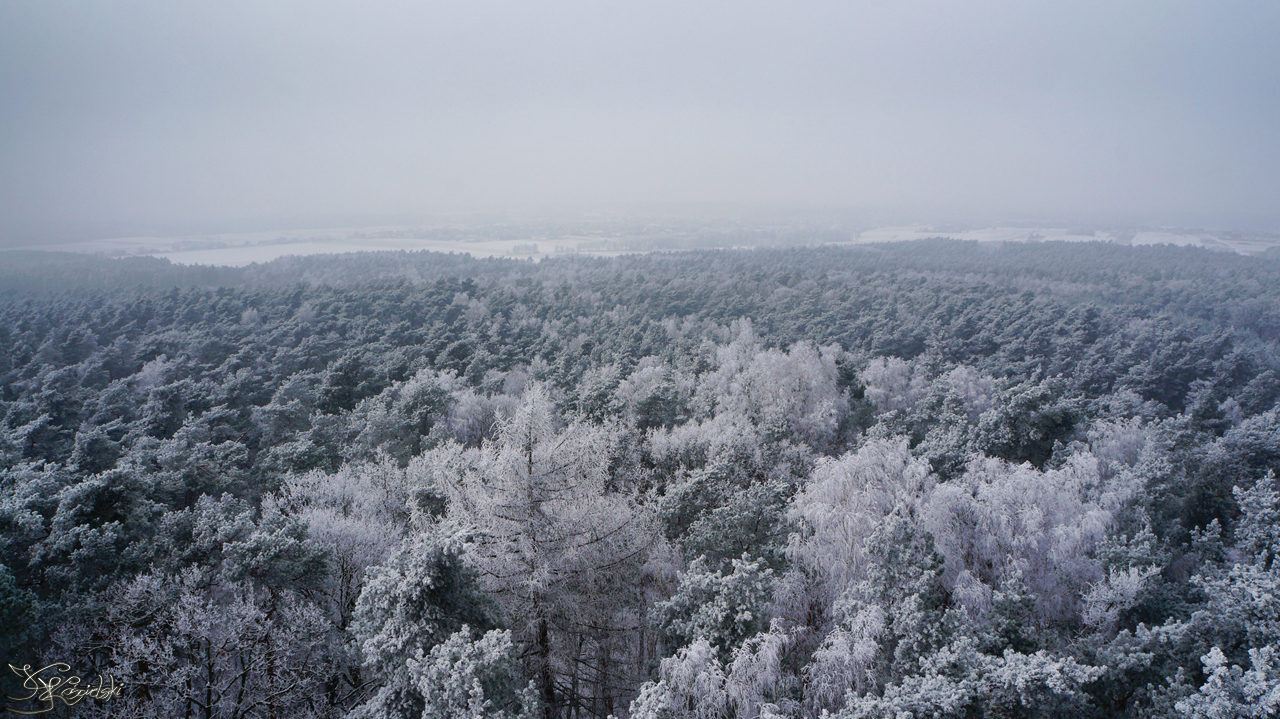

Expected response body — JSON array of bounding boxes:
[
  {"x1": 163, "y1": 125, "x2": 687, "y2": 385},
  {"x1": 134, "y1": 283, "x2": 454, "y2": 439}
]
[
  {"x1": 787, "y1": 438, "x2": 934, "y2": 600},
  {"x1": 973, "y1": 377, "x2": 1082, "y2": 469},
  {"x1": 409, "y1": 627, "x2": 540, "y2": 719},
  {"x1": 629, "y1": 624, "x2": 800, "y2": 719},
  {"x1": 837, "y1": 638, "x2": 1103, "y2": 719},
  {"x1": 616, "y1": 358, "x2": 694, "y2": 431},
  {"x1": 859, "y1": 357, "x2": 927, "y2": 417},
  {"x1": 348, "y1": 533, "x2": 497, "y2": 719},
  {"x1": 903, "y1": 365, "x2": 997, "y2": 479},
  {"x1": 344, "y1": 370, "x2": 454, "y2": 466},
  {"x1": 84, "y1": 569, "x2": 334, "y2": 719},
  {"x1": 277, "y1": 459, "x2": 414, "y2": 709},
  {"x1": 692, "y1": 322, "x2": 849, "y2": 450},
  {"x1": 922, "y1": 453, "x2": 1132, "y2": 627},
  {"x1": 804, "y1": 603, "x2": 884, "y2": 712},
  {"x1": 654, "y1": 555, "x2": 775, "y2": 660},
  {"x1": 679, "y1": 480, "x2": 792, "y2": 572},
  {"x1": 628, "y1": 638, "x2": 729, "y2": 719},
  {"x1": 1176, "y1": 646, "x2": 1280, "y2": 719},
  {"x1": 430, "y1": 384, "x2": 663, "y2": 718},
  {"x1": 1187, "y1": 474, "x2": 1280, "y2": 657}
]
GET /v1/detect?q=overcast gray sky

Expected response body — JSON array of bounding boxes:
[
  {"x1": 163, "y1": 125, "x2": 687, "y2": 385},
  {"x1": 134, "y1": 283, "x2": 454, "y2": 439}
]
[{"x1": 2, "y1": 0, "x2": 1278, "y2": 243}]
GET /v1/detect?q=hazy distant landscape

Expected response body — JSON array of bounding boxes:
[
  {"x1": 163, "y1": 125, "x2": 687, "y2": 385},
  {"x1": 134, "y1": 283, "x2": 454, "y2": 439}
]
[{"x1": 15, "y1": 221, "x2": 1280, "y2": 267}]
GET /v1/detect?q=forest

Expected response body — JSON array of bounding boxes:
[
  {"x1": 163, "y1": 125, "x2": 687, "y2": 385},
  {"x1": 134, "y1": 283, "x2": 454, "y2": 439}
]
[{"x1": 2, "y1": 238, "x2": 1280, "y2": 718}]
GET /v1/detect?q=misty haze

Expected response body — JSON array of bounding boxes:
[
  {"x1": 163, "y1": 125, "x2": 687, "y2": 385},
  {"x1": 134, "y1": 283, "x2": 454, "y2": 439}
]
[{"x1": 2, "y1": 3, "x2": 1280, "y2": 719}]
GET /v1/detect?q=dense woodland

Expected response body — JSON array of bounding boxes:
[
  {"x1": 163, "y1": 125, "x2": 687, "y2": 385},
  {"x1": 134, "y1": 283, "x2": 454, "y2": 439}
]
[{"x1": 2, "y1": 239, "x2": 1280, "y2": 718}]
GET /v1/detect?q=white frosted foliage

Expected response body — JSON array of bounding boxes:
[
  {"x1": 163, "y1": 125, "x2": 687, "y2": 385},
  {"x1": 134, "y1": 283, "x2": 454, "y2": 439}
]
[{"x1": 787, "y1": 438, "x2": 934, "y2": 597}]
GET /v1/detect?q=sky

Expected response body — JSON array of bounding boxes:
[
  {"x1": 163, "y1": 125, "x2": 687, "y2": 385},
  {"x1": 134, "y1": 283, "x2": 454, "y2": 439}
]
[{"x1": 2, "y1": 1, "x2": 1278, "y2": 244}]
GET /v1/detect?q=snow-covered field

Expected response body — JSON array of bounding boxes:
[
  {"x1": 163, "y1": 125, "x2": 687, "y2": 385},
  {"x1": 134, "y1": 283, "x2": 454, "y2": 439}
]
[
  {"x1": 847, "y1": 226, "x2": 1272, "y2": 255},
  {"x1": 18, "y1": 228, "x2": 613, "y2": 267}
]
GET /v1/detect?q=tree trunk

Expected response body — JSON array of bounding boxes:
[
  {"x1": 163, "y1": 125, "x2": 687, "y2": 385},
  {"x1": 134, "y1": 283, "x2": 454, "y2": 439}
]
[
  {"x1": 569, "y1": 635, "x2": 582, "y2": 719},
  {"x1": 539, "y1": 617, "x2": 556, "y2": 719}
]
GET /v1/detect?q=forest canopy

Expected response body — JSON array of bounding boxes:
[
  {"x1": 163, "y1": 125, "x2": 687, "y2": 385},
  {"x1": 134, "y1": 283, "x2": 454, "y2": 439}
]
[{"x1": 2, "y1": 239, "x2": 1279, "y2": 719}]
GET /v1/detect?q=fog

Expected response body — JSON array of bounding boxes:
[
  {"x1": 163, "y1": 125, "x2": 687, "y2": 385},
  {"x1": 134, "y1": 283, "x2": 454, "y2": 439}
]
[{"x1": 2, "y1": 0, "x2": 1278, "y2": 244}]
